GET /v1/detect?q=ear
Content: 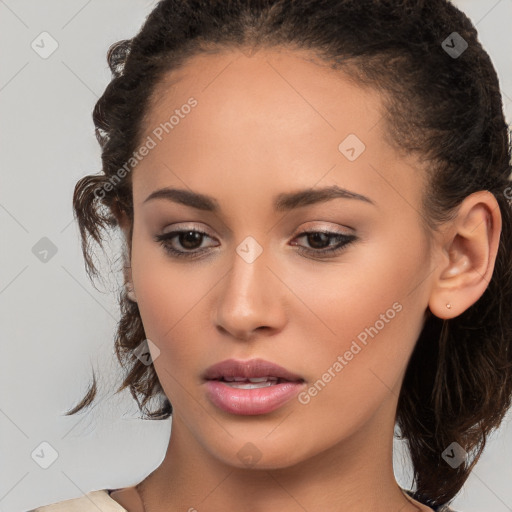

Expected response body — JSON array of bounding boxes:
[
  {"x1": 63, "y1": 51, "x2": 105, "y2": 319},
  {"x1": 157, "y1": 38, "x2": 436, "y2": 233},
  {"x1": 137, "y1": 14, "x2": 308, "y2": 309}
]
[
  {"x1": 116, "y1": 208, "x2": 137, "y2": 303},
  {"x1": 124, "y1": 265, "x2": 137, "y2": 303},
  {"x1": 428, "y1": 190, "x2": 502, "y2": 319}
]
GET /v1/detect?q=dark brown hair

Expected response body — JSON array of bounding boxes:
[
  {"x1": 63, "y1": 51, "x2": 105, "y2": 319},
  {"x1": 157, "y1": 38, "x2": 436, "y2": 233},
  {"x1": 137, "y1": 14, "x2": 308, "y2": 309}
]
[{"x1": 66, "y1": 0, "x2": 512, "y2": 508}]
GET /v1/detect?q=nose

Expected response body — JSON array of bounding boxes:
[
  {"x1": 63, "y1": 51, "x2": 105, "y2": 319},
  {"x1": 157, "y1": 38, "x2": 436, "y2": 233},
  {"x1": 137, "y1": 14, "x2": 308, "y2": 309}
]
[{"x1": 213, "y1": 242, "x2": 287, "y2": 341}]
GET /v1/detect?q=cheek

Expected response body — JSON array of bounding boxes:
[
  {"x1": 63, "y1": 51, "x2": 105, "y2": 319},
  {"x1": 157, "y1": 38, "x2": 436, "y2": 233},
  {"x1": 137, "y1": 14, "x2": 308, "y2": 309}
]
[
  {"x1": 354, "y1": 221, "x2": 428, "y2": 316},
  {"x1": 289, "y1": 221, "x2": 428, "y2": 338},
  {"x1": 291, "y1": 223, "x2": 429, "y2": 390},
  {"x1": 131, "y1": 257, "x2": 209, "y2": 406},
  {"x1": 130, "y1": 238, "x2": 209, "y2": 357}
]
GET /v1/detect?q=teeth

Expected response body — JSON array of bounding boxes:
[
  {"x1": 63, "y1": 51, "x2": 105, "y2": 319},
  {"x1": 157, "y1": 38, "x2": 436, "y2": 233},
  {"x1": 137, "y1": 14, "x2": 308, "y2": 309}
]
[
  {"x1": 248, "y1": 377, "x2": 278, "y2": 383},
  {"x1": 219, "y1": 376, "x2": 280, "y2": 389},
  {"x1": 220, "y1": 376, "x2": 279, "y2": 383},
  {"x1": 224, "y1": 381, "x2": 278, "y2": 389}
]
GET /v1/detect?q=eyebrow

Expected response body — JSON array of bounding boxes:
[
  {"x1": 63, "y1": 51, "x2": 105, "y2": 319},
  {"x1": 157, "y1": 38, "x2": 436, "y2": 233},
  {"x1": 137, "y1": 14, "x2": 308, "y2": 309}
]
[{"x1": 143, "y1": 185, "x2": 375, "y2": 212}]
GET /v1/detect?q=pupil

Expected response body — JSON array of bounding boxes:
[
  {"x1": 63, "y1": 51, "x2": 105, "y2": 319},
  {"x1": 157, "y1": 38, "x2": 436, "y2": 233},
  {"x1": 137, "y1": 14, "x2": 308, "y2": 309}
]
[
  {"x1": 180, "y1": 231, "x2": 202, "y2": 249},
  {"x1": 308, "y1": 232, "x2": 329, "y2": 249}
]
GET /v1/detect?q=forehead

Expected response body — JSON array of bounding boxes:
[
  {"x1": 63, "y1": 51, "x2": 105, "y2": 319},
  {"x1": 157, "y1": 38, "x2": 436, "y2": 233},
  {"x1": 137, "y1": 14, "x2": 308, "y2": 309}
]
[
  {"x1": 132, "y1": 48, "x2": 424, "y2": 215},
  {"x1": 142, "y1": 48, "x2": 384, "y2": 146}
]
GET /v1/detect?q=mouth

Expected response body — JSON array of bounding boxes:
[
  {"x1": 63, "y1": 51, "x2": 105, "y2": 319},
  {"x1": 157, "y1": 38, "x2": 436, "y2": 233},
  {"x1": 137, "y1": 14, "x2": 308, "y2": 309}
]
[{"x1": 202, "y1": 358, "x2": 305, "y2": 415}]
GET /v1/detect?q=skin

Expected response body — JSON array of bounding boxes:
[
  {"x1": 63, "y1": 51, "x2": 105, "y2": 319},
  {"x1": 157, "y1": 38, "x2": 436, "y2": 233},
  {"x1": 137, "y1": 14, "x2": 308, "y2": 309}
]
[{"x1": 110, "y1": 47, "x2": 501, "y2": 512}]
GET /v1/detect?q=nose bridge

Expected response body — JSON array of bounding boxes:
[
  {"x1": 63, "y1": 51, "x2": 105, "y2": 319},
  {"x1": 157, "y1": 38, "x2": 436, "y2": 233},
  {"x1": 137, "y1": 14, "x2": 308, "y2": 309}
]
[{"x1": 214, "y1": 235, "x2": 284, "y2": 337}]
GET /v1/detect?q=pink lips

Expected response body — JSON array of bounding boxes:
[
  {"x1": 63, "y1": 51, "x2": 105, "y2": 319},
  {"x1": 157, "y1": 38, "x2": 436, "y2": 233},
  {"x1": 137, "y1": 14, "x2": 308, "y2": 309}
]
[{"x1": 203, "y1": 358, "x2": 305, "y2": 415}]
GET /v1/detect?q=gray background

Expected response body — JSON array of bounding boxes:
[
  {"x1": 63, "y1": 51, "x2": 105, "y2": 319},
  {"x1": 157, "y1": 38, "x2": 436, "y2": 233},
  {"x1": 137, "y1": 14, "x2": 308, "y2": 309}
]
[{"x1": 1, "y1": 1, "x2": 511, "y2": 511}]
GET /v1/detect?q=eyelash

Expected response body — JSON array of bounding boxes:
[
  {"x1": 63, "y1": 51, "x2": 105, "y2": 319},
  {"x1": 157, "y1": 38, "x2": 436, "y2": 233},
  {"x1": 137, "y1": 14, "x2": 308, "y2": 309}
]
[{"x1": 154, "y1": 227, "x2": 357, "y2": 260}]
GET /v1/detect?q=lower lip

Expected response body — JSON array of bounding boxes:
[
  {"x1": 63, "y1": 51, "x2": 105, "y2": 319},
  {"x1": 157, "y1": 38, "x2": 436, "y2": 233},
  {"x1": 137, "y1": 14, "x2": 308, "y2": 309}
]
[{"x1": 204, "y1": 380, "x2": 304, "y2": 415}]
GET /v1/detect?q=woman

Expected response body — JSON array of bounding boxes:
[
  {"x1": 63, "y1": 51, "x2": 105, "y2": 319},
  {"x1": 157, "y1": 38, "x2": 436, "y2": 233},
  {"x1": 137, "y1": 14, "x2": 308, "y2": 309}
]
[{"x1": 31, "y1": 0, "x2": 512, "y2": 511}]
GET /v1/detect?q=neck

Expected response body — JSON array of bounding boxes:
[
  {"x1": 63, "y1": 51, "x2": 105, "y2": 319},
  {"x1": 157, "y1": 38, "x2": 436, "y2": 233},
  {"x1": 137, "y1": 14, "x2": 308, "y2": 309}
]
[{"x1": 137, "y1": 399, "x2": 432, "y2": 512}]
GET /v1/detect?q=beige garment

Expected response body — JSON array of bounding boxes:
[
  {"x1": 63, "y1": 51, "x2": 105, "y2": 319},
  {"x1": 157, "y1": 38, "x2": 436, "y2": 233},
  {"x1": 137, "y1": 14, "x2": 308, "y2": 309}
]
[
  {"x1": 28, "y1": 487, "x2": 457, "y2": 511},
  {"x1": 28, "y1": 490, "x2": 127, "y2": 512}
]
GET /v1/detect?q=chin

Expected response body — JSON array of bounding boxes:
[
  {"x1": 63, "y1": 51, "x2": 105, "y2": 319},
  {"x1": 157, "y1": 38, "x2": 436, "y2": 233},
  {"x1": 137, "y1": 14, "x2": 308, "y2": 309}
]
[{"x1": 206, "y1": 435, "x2": 311, "y2": 471}]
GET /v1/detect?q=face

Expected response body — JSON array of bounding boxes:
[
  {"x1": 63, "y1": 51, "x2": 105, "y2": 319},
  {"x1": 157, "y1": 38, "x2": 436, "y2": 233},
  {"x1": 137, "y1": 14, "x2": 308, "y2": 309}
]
[{"x1": 128, "y1": 48, "x2": 434, "y2": 469}]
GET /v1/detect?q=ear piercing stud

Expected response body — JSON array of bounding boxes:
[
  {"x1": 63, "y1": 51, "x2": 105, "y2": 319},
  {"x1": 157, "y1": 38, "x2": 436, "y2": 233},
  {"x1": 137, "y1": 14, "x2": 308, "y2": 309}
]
[{"x1": 446, "y1": 303, "x2": 452, "y2": 309}]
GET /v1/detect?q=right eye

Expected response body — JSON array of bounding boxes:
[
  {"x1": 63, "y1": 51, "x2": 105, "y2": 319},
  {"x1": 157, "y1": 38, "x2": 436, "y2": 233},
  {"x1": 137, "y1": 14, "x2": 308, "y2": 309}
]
[{"x1": 154, "y1": 228, "x2": 219, "y2": 259}]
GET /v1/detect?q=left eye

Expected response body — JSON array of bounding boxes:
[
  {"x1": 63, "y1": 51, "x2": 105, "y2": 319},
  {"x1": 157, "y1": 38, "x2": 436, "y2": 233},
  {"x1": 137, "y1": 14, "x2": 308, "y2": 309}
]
[
  {"x1": 154, "y1": 229, "x2": 358, "y2": 260},
  {"x1": 290, "y1": 230, "x2": 358, "y2": 257}
]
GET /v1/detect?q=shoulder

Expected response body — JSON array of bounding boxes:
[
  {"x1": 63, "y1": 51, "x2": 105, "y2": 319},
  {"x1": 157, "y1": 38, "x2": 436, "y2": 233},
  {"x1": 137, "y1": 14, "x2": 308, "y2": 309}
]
[
  {"x1": 27, "y1": 489, "x2": 127, "y2": 512},
  {"x1": 401, "y1": 488, "x2": 461, "y2": 512},
  {"x1": 432, "y1": 498, "x2": 462, "y2": 511}
]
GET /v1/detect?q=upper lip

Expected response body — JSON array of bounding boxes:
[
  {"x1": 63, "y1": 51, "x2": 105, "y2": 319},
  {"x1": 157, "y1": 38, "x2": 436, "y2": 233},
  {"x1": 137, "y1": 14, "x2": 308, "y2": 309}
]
[{"x1": 203, "y1": 358, "x2": 304, "y2": 382}]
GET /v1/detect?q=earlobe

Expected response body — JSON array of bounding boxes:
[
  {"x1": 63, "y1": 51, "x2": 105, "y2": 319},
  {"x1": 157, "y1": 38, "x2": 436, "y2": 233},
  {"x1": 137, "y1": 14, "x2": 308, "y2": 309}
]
[
  {"x1": 123, "y1": 263, "x2": 137, "y2": 302},
  {"x1": 125, "y1": 280, "x2": 137, "y2": 302},
  {"x1": 428, "y1": 191, "x2": 501, "y2": 319}
]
